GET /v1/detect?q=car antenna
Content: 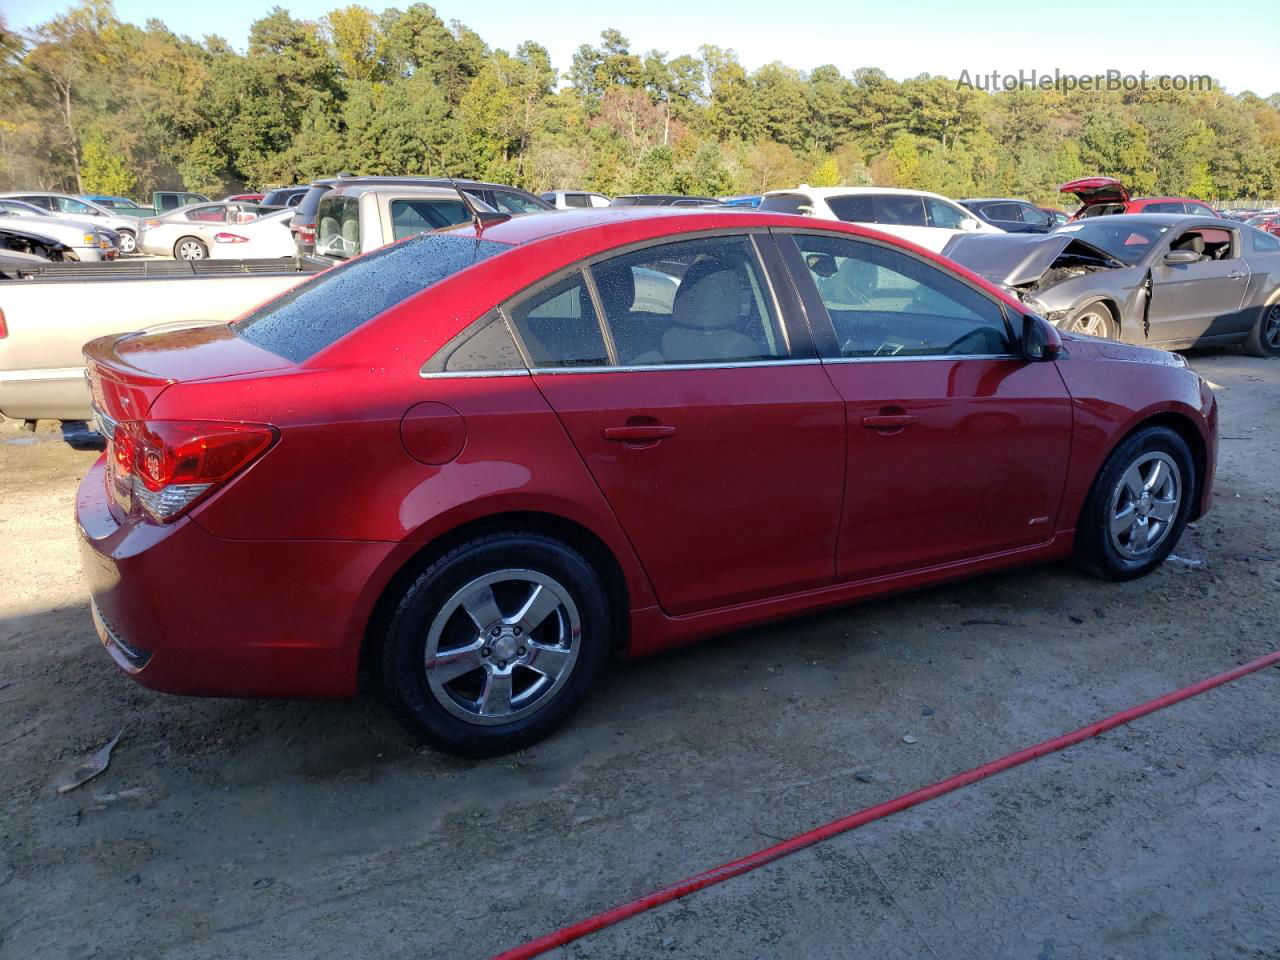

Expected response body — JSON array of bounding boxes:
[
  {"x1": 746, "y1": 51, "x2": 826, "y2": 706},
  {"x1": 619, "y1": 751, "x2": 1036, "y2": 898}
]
[{"x1": 448, "y1": 178, "x2": 510, "y2": 236}]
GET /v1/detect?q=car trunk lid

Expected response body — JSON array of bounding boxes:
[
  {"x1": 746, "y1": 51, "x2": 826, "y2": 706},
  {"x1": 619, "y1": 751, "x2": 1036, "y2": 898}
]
[{"x1": 1060, "y1": 177, "x2": 1131, "y2": 209}]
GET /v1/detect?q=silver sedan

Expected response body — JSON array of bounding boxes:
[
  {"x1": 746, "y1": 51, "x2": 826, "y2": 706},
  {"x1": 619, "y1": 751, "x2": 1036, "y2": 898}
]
[{"x1": 138, "y1": 202, "x2": 262, "y2": 260}]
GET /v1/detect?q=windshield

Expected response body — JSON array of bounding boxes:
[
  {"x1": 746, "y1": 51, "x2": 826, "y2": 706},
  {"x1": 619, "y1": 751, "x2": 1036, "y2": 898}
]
[
  {"x1": 234, "y1": 233, "x2": 509, "y2": 362},
  {"x1": 1053, "y1": 220, "x2": 1171, "y2": 265}
]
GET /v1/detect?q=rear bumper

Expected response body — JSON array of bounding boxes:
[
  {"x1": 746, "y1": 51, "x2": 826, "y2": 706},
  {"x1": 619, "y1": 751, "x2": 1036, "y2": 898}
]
[{"x1": 76, "y1": 457, "x2": 396, "y2": 699}]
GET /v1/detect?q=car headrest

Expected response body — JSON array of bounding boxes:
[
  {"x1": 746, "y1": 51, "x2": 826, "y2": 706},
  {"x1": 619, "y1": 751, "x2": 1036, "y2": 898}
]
[
  {"x1": 1172, "y1": 233, "x2": 1205, "y2": 254},
  {"x1": 672, "y1": 262, "x2": 744, "y2": 330}
]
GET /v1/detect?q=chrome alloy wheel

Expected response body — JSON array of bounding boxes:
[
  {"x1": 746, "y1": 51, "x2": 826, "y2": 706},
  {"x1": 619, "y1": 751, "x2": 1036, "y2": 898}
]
[
  {"x1": 1070, "y1": 308, "x2": 1110, "y2": 337},
  {"x1": 118, "y1": 231, "x2": 137, "y2": 254},
  {"x1": 176, "y1": 239, "x2": 205, "y2": 261},
  {"x1": 1108, "y1": 452, "x2": 1182, "y2": 559},
  {"x1": 423, "y1": 570, "x2": 581, "y2": 726},
  {"x1": 1264, "y1": 303, "x2": 1280, "y2": 350}
]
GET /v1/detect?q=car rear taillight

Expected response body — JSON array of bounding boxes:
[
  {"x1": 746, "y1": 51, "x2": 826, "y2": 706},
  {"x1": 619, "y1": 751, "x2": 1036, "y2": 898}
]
[
  {"x1": 298, "y1": 224, "x2": 316, "y2": 243},
  {"x1": 108, "y1": 420, "x2": 275, "y2": 522},
  {"x1": 214, "y1": 232, "x2": 249, "y2": 243},
  {"x1": 0, "y1": 308, "x2": 7, "y2": 339}
]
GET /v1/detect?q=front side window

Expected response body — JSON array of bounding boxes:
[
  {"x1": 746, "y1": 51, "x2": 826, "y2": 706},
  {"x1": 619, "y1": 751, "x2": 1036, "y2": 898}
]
[
  {"x1": 389, "y1": 198, "x2": 471, "y2": 240},
  {"x1": 489, "y1": 191, "x2": 546, "y2": 214},
  {"x1": 590, "y1": 235, "x2": 787, "y2": 366},
  {"x1": 507, "y1": 272, "x2": 609, "y2": 369},
  {"x1": 925, "y1": 197, "x2": 968, "y2": 228},
  {"x1": 54, "y1": 196, "x2": 97, "y2": 216},
  {"x1": 316, "y1": 196, "x2": 361, "y2": 258},
  {"x1": 792, "y1": 233, "x2": 1013, "y2": 358}
]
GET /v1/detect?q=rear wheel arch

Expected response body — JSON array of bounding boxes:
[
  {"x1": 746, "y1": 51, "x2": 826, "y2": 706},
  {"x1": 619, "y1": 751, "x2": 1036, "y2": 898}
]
[{"x1": 361, "y1": 511, "x2": 632, "y2": 682}]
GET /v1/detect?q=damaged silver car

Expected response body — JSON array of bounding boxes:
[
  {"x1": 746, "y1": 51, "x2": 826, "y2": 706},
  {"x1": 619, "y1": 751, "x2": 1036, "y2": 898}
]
[{"x1": 942, "y1": 214, "x2": 1280, "y2": 356}]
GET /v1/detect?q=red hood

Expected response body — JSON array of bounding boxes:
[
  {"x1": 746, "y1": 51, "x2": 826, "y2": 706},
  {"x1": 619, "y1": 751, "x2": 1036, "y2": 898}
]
[{"x1": 1060, "y1": 177, "x2": 1131, "y2": 206}]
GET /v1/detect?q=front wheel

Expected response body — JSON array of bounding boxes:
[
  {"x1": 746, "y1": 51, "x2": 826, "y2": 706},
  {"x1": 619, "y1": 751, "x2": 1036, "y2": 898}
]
[
  {"x1": 173, "y1": 236, "x2": 207, "y2": 261},
  {"x1": 380, "y1": 533, "x2": 610, "y2": 757},
  {"x1": 117, "y1": 230, "x2": 137, "y2": 254},
  {"x1": 1074, "y1": 425, "x2": 1195, "y2": 581},
  {"x1": 1243, "y1": 299, "x2": 1280, "y2": 358},
  {"x1": 1066, "y1": 303, "x2": 1116, "y2": 339}
]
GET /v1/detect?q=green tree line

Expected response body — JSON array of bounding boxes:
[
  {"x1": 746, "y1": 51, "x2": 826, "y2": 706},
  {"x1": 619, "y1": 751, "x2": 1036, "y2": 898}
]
[{"x1": 3, "y1": 0, "x2": 1279, "y2": 204}]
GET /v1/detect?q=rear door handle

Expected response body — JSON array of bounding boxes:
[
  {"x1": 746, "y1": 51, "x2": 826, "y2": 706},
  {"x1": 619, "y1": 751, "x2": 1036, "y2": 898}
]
[
  {"x1": 861, "y1": 414, "x2": 916, "y2": 431},
  {"x1": 604, "y1": 425, "x2": 676, "y2": 442}
]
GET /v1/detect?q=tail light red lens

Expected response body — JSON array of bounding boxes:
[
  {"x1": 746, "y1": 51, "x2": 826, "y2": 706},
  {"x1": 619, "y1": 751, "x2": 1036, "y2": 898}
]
[
  {"x1": 108, "y1": 420, "x2": 275, "y2": 522},
  {"x1": 0, "y1": 307, "x2": 7, "y2": 339},
  {"x1": 214, "y1": 232, "x2": 249, "y2": 243},
  {"x1": 298, "y1": 225, "x2": 316, "y2": 243}
]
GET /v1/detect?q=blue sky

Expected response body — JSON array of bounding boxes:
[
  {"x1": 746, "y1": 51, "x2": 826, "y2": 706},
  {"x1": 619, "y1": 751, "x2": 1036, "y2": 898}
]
[{"x1": 6, "y1": 0, "x2": 1278, "y2": 96}]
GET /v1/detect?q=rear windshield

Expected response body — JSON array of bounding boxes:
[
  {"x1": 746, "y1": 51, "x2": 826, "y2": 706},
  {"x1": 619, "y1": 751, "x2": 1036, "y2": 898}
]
[{"x1": 233, "y1": 234, "x2": 509, "y2": 362}]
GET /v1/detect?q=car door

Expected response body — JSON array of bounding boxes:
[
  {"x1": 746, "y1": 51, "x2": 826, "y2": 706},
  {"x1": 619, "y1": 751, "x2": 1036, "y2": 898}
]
[
  {"x1": 504, "y1": 231, "x2": 846, "y2": 616},
  {"x1": 1146, "y1": 226, "x2": 1251, "y2": 342},
  {"x1": 777, "y1": 230, "x2": 1074, "y2": 581}
]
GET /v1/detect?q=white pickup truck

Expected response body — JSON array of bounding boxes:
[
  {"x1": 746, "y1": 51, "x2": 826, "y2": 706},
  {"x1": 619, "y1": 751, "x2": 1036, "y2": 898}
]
[{"x1": 0, "y1": 257, "x2": 322, "y2": 422}]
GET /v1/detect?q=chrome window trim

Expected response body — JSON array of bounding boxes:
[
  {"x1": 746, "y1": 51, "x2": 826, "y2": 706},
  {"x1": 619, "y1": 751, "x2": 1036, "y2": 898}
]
[
  {"x1": 821, "y1": 353, "x2": 1022, "y2": 364},
  {"x1": 419, "y1": 368, "x2": 530, "y2": 380},
  {"x1": 530, "y1": 358, "x2": 823, "y2": 375}
]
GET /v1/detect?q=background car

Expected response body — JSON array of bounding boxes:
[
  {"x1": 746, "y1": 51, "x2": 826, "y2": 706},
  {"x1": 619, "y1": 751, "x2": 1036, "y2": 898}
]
[
  {"x1": 138, "y1": 201, "x2": 262, "y2": 260},
  {"x1": 943, "y1": 213, "x2": 1280, "y2": 355},
  {"x1": 1043, "y1": 207, "x2": 1071, "y2": 227},
  {"x1": 1061, "y1": 177, "x2": 1219, "y2": 220},
  {"x1": 0, "y1": 222, "x2": 78, "y2": 262},
  {"x1": 291, "y1": 175, "x2": 553, "y2": 256},
  {"x1": 206, "y1": 208, "x2": 296, "y2": 259},
  {"x1": 257, "y1": 186, "x2": 309, "y2": 211},
  {"x1": 760, "y1": 186, "x2": 1001, "y2": 252},
  {"x1": 224, "y1": 192, "x2": 265, "y2": 203},
  {"x1": 0, "y1": 201, "x2": 117, "y2": 261},
  {"x1": 1246, "y1": 213, "x2": 1280, "y2": 237},
  {"x1": 611, "y1": 194, "x2": 724, "y2": 206},
  {"x1": 962, "y1": 198, "x2": 1058, "y2": 233},
  {"x1": 717, "y1": 195, "x2": 762, "y2": 208},
  {"x1": 0, "y1": 191, "x2": 141, "y2": 253},
  {"x1": 541, "y1": 190, "x2": 612, "y2": 209},
  {"x1": 78, "y1": 207, "x2": 1216, "y2": 758}
]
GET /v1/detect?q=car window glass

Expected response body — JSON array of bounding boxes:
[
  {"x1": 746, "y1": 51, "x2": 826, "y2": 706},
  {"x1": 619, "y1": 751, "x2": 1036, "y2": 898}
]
[
  {"x1": 873, "y1": 195, "x2": 927, "y2": 226},
  {"x1": 1143, "y1": 201, "x2": 1185, "y2": 214},
  {"x1": 565, "y1": 193, "x2": 590, "y2": 208},
  {"x1": 1250, "y1": 228, "x2": 1280, "y2": 251},
  {"x1": 490, "y1": 191, "x2": 545, "y2": 214},
  {"x1": 1020, "y1": 205, "x2": 1050, "y2": 227},
  {"x1": 185, "y1": 205, "x2": 225, "y2": 222},
  {"x1": 984, "y1": 202, "x2": 1022, "y2": 222},
  {"x1": 824, "y1": 194, "x2": 875, "y2": 221},
  {"x1": 925, "y1": 198, "x2": 968, "y2": 228},
  {"x1": 316, "y1": 196, "x2": 361, "y2": 259},
  {"x1": 55, "y1": 197, "x2": 97, "y2": 215},
  {"x1": 793, "y1": 233, "x2": 1012, "y2": 358},
  {"x1": 16, "y1": 196, "x2": 51, "y2": 209},
  {"x1": 424, "y1": 310, "x2": 525, "y2": 374},
  {"x1": 389, "y1": 198, "x2": 471, "y2": 240},
  {"x1": 759, "y1": 193, "x2": 815, "y2": 216},
  {"x1": 508, "y1": 271, "x2": 609, "y2": 368},
  {"x1": 590, "y1": 235, "x2": 787, "y2": 366}
]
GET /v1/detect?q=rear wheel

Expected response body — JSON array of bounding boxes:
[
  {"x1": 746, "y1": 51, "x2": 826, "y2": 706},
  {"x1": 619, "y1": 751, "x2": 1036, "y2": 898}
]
[
  {"x1": 379, "y1": 533, "x2": 610, "y2": 757},
  {"x1": 1074, "y1": 425, "x2": 1195, "y2": 581},
  {"x1": 1066, "y1": 303, "x2": 1117, "y2": 339},
  {"x1": 174, "y1": 236, "x2": 207, "y2": 261},
  {"x1": 117, "y1": 230, "x2": 137, "y2": 254},
  {"x1": 1243, "y1": 298, "x2": 1280, "y2": 357}
]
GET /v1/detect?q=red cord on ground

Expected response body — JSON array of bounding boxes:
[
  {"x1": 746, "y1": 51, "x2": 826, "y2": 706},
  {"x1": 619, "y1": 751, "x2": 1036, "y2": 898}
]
[{"x1": 489, "y1": 649, "x2": 1280, "y2": 960}]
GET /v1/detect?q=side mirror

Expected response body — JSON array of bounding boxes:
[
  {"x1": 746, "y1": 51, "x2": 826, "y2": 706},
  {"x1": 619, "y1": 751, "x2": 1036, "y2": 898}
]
[
  {"x1": 960, "y1": 218, "x2": 981, "y2": 231},
  {"x1": 1021, "y1": 314, "x2": 1063, "y2": 362},
  {"x1": 1164, "y1": 249, "x2": 1201, "y2": 265}
]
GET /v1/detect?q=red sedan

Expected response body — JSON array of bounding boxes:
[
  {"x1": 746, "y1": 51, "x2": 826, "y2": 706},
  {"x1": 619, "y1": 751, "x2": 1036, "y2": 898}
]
[
  {"x1": 77, "y1": 208, "x2": 1218, "y2": 755},
  {"x1": 1062, "y1": 177, "x2": 1219, "y2": 219}
]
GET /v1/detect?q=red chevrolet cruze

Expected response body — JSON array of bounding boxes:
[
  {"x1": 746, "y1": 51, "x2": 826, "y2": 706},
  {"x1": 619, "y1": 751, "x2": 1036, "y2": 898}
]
[{"x1": 77, "y1": 208, "x2": 1218, "y2": 755}]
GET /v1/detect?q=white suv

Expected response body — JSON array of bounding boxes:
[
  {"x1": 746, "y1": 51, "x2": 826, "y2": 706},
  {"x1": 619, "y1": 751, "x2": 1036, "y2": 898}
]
[
  {"x1": 541, "y1": 190, "x2": 612, "y2": 210},
  {"x1": 759, "y1": 186, "x2": 1003, "y2": 252}
]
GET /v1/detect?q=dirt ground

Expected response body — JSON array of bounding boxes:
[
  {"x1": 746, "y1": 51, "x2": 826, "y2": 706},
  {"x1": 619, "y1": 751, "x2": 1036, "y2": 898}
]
[{"x1": 1, "y1": 352, "x2": 1277, "y2": 960}]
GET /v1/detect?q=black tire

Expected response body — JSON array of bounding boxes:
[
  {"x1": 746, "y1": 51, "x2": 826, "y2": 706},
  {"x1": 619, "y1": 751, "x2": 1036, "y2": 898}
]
[
  {"x1": 174, "y1": 236, "x2": 207, "y2": 261},
  {"x1": 1074, "y1": 425, "x2": 1196, "y2": 581},
  {"x1": 1243, "y1": 298, "x2": 1280, "y2": 358},
  {"x1": 379, "y1": 533, "x2": 610, "y2": 757},
  {"x1": 1066, "y1": 302, "x2": 1117, "y2": 340}
]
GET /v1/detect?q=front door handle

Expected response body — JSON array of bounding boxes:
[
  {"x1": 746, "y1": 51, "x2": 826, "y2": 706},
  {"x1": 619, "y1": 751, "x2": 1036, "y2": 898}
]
[
  {"x1": 1227, "y1": 271, "x2": 1247, "y2": 279},
  {"x1": 604, "y1": 424, "x2": 676, "y2": 442},
  {"x1": 861, "y1": 414, "x2": 916, "y2": 431}
]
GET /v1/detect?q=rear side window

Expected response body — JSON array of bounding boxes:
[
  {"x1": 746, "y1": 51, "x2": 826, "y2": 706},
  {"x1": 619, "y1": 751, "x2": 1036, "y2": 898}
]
[
  {"x1": 234, "y1": 234, "x2": 508, "y2": 363},
  {"x1": 507, "y1": 272, "x2": 609, "y2": 368},
  {"x1": 1142, "y1": 201, "x2": 1186, "y2": 214},
  {"x1": 824, "y1": 194, "x2": 875, "y2": 222},
  {"x1": 760, "y1": 193, "x2": 815, "y2": 216},
  {"x1": 564, "y1": 193, "x2": 590, "y2": 208},
  {"x1": 389, "y1": 198, "x2": 471, "y2": 240},
  {"x1": 316, "y1": 196, "x2": 360, "y2": 258},
  {"x1": 983, "y1": 202, "x2": 1023, "y2": 222}
]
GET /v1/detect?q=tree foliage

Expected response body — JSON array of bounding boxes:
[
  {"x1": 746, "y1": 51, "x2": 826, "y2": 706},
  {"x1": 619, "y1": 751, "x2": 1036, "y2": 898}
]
[{"x1": 2, "y1": 2, "x2": 1278, "y2": 205}]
